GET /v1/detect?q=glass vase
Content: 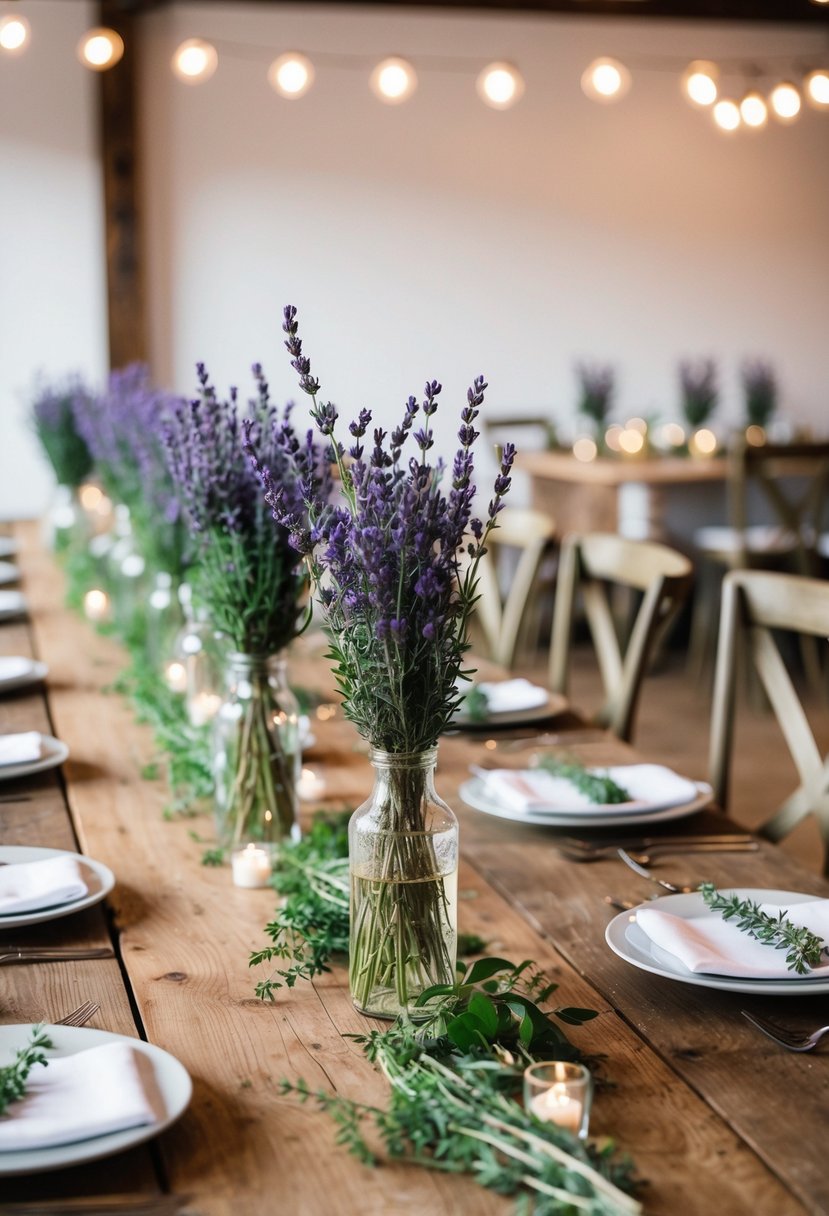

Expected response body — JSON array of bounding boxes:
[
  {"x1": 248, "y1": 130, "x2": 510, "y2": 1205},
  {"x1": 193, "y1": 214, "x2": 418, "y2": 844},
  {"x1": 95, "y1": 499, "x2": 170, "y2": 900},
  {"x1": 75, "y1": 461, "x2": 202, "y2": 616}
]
[
  {"x1": 349, "y1": 747, "x2": 458, "y2": 1019},
  {"x1": 44, "y1": 485, "x2": 89, "y2": 555},
  {"x1": 146, "y1": 571, "x2": 182, "y2": 671},
  {"x1": 212, "y1": 652, "x2": 300, "y2": 849},
  {"x1": 169, "y1": 584, "x2": 222, "y2": 727}
]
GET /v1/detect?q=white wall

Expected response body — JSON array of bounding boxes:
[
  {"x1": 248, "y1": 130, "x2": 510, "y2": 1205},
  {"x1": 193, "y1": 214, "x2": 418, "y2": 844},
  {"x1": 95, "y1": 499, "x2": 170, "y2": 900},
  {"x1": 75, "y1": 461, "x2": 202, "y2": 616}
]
[
  {"x1": 1, "y1": 2, "x2": 828, "y2": 519},
  {"x1": 0, "y1": 0, "x2": 108, "y2": 519}
]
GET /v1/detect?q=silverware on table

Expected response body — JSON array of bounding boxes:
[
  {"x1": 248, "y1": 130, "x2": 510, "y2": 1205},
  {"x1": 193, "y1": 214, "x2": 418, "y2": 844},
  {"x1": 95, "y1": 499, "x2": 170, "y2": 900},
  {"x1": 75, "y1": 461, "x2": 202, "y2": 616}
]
[
  {"x1": 0, "y1": 1198, "x2": 199, "y2": 1215},
  {"x1": 0, "y1": 946, "x2": 114, "y2": 966},
  {"x1": 559, "y1": 833, "x2": 753, "y2": 853},
  {"x1": 741, "y1": 1010, "x2": 829, "y2": 1052},
  {"x1": 604, "y1": 895, "x2": 638, "y2": 912},
  {"x1": 616, "y1": 848, "x2": 694, "y2": 893},
  {"x1": 558, "y1": 840, "x2": 758, "y2": 864},
  {"x1": 54, "y1": 999, "x2": 100, "y2": 1027}
]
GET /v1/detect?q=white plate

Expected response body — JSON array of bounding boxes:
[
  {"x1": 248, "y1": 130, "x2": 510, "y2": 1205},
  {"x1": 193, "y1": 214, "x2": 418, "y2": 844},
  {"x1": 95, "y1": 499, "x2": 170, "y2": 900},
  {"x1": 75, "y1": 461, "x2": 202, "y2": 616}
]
[
  {"x1": 0, "y1": 846, "x2": 115, "y2": 927},
  {"x1": 0, "y1": 562, "x2": 19, "y2": 586},
  {"x1": 0, "y1": 658, "x2": 48, "y2": 694},
  {"x1": 0, "y1": 538, "x2": 18, "y2": 559},
  {"x1": 0, "y1": 1024, "x2": 192, "y2": 1175},
  {"x1": 606, "y1": 889, "x2": 829, "y2": 996},
  {"x1": 459, "y1": 775, "x2": 713, "y2": 828},
  {"x1": 0, "y1": 734, "x2": 68, "y2": 783},
  {"x1": 0, "y1": 591, "x2": 26, "y2": 622},
  {"x1": 451, "y1": 690, "x2": 569, "y2": 730}
]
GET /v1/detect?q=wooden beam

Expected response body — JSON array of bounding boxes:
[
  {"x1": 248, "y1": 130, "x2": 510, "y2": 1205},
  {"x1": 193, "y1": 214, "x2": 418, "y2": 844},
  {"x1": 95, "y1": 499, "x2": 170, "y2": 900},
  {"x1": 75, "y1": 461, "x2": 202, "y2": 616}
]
[{"x1": 99, "y1": 1, "x2": 146, "y2": 370}]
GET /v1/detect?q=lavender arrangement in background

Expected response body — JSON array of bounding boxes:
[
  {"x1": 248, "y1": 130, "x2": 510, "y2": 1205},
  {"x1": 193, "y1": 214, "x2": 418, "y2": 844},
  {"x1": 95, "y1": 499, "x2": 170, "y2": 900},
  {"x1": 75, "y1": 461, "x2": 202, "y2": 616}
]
[
  {"x1": 575, "y1": 362, "x2": 615, "y2": 435},
  {"x1": 678, "y1": 357, "x2": 718, "y2": 429},
  {"x1": 247, "y1": 305, "x2": 515, "y2": 1017},
  {"x1": 31, "y1": 375, "x2": 94, "y2": 489},
  {"x1": 741, "y1": 358, "x2": 777, "y2": 429},
  {"x1": 163, "y1": 362, "x2": 328, "y2": 847}
]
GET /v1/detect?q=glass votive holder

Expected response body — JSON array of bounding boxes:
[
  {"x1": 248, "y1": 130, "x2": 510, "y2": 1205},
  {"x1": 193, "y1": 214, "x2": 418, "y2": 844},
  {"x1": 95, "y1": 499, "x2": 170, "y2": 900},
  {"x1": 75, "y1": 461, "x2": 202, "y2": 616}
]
[
  {"x1": 230, "y1": 841, "x2": 276, "y2": 889},
  {"x1": 523, "y1": 1061, "x2": 593, "y2": 1139}
]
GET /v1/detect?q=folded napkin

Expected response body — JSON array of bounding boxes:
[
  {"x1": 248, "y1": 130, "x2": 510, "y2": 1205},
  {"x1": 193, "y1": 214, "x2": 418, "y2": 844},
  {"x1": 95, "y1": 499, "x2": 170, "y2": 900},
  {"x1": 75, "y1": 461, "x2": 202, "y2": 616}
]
[
  {"x1": 636, "y1": 899, "x2": 829, "y2": 980},
  {"x1": 0, "y1": 731, "x2": 42, "y2": 767},
  {"x1": 0, "y1": 591, "x2": 26, "y2": 616},
  {"x1": 475, "y1": 679, "x2": 549, "y2": 715},
  {"x1": 0, "y1": 657, "x2": 34, "y2": 682},
  {"x1": 0, "y1": 1041, "x2": 160, "y2": 1151},
  {"x1": 480, "y1": 763, "x2": 698, "y2": 814},
  {"x1": 0, "y1": 855, "x2": 88, "y2": 915}
]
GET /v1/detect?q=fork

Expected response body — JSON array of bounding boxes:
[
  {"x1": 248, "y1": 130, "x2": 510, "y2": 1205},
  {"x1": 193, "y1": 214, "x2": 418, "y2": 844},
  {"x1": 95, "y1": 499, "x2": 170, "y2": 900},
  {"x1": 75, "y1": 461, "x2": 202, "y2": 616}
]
[
  {"x1": 617, "y1": 848, "x2": 695, "y2": 893},
  {"x1": 0, "y1": 946, "x2": 114, "y2": 966},
  {"x1": 54, "y1": 999, "x2": 100, "y2": 1027},
  {"x1": 741, "y1": 1010, "x2": 829, "y2": 1052}
]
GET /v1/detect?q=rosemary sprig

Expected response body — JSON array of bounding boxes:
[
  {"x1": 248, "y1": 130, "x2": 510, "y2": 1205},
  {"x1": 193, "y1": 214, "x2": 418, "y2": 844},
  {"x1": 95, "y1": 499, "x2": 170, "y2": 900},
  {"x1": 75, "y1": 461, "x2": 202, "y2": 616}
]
[
  {"x1": 0, "y1": 1025, "x2": 53, "y2": 1116},
  {"x1": 462, "y1": 684, "x2": 490, "y2": 724},
  {"x1": 699, "y1": 884, "x2": 827, "y2": 975},
  {"x1": 536, "y1": 756, "x2": 631, "y2": 805}
]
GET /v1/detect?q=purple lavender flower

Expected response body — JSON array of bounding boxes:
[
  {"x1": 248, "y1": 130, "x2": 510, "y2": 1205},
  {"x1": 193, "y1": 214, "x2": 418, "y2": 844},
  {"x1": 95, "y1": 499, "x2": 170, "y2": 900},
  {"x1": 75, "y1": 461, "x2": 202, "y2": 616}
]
[
  {"x1": 31, "y1": 375, "x2": 94, "y2": 487},
  {"x1": 575, "y1": 362, "x2": 615, "y2": 429},
  {"x1": 679, "y1": 358, "x2": 718, "y2": 428},
  {"x1": 741, "y1": 358, "x2": 777, "y2": 428}
]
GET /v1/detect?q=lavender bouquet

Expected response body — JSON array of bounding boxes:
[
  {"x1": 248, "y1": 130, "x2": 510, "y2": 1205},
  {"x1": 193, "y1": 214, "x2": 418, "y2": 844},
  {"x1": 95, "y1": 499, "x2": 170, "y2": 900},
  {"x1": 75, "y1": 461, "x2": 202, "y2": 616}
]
[
  {"x1": 31, "y1": 375, "x2": 94, "y2": 489},
  {"x1": 679, "y1": 358, "x2": 718, "y2": 429},
  {"x1": 575, "y1": 362, "x2": 615, "y2": 434},
  {"x1": 248, "y1": 306, "x2": 515, "y2": 1016},
  {"x1": 741, "y1": 358, "x2": 777, "y2": 429},
  {"x1": 163, "y1": 362, "x2": 327, "y2": 847}
]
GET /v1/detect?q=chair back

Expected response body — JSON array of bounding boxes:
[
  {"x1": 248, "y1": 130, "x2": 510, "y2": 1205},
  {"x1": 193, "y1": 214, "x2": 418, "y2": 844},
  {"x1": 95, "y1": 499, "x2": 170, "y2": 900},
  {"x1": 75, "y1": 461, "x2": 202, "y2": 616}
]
[
  {"x1": 710, "y1": 568, "x2": 829, "y2": 873},
  {"x1": 549, "y1": 532, "x2": 692, "y2": 743},
  {"x1": 470, "y1": 506, "x2": 556, "y2": 669},
  {"x1": 482, "y1": 414, "x2": 558, "y2": 451}
]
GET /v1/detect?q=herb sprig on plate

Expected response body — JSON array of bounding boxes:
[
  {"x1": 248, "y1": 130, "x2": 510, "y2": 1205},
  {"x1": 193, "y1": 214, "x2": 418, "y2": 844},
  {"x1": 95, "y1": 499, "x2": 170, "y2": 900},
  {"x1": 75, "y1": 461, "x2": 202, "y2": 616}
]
[
  {"x1": 700, "y1": 884, "x2": 827, "y2": 975},
  {"x1": 0, "y1": 1025, "x2": 53, "y2": 1116},
  {"x1": 537, "y1": 756, "x2": 631, "y2": 805}
]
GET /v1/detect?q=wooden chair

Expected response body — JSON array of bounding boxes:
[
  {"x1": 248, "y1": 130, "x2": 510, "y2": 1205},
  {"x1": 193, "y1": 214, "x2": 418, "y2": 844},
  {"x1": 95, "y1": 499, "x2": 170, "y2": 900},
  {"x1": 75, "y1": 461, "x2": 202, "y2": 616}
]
[
  {"x1": 710, "y1": 569, "x2": 829, "y2": 874},
  {"x1": 470, "y1": 506, "x2": 557, "y2": 668},
  {"x1": 482, "y1": 414, "x2": 558, "y2": 451},
  {"x1": 549, "y1": 532, "x2": 693, "y2": 743}
]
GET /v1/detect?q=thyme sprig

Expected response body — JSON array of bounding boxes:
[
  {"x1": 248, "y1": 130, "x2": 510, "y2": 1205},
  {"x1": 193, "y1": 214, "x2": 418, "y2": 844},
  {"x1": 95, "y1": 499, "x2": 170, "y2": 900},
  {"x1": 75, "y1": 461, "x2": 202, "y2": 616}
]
[
  {"x1": 699, "y1": 884, "x2": 827, "y2": 975},
  {"x1": 0, "y1": 1025, "x2": 53, "y2": 1116},
  {"x1": 536, "y1": 756, "x2": 631, "y2": 806}
]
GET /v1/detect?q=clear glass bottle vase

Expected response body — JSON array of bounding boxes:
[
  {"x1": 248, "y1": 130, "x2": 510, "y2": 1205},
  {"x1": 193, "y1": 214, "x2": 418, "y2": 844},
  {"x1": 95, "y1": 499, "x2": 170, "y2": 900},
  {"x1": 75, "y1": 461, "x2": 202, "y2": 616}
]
[
  {"x1": 348, "y1": 747, "x2": 458, "y2": 1019},
  {"x1": 212, "y1": 652, "x2": 300, "y2": 849}
]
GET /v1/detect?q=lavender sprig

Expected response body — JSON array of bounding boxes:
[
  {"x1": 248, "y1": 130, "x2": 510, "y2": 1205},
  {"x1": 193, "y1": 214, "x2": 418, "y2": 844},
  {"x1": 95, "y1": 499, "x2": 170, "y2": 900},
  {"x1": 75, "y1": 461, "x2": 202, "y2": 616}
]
[
  {"x1": 31, "y1": 375, "x2": 94, "y2": 488},
  {"x1": 741, "y1": 358, "x2": 777, "y2": 429},
  {"x1": 575, "y1": 362, "x2": 615, "y2": 429},
  {"x1": 678, "y1": 358, "x2": 718, "y2": 429}
]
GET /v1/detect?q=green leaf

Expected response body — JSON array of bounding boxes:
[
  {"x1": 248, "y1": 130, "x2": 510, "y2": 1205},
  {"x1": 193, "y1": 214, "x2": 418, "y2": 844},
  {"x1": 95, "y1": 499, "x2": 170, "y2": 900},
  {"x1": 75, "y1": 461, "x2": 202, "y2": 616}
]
[
  {"x1": 464, "y1": 957, "x2": 515, "y2": 985},
  {"x1": 466, "y1": 993, "x2": 498, "y2": 1036},
  {"x1": 555, "y1": 1007, "x2": 600, "y2": 1025}
]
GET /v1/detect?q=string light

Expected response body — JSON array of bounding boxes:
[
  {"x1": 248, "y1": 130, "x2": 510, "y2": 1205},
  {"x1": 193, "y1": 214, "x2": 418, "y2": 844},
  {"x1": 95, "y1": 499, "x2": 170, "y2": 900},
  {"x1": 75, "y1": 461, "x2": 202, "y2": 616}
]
[
  {"x1": 581, "y1": 57, "x2": 631, "y2": 104},
  {"x1": 739, "y1": 91, "x2": 768, "y2": 129},
  {"x1": 476, "y1": 61, "x2": 524, "y2": 110},
  {"x1": 682, "y1": 60, "x2": 718, "y2": 108},
  {"x1": 804, "y1": 69, "x2": 829, "y2": 109},
  {"x1": 172, "y1": 38, "x2": 218, "y2": 85},
  {"x1": 713, "y1": 98, "x2": 741, "y2": 132},
  {"x1": 769, "y1": 81, "x2": 801, "y2": 122},
  {"x1": 370, "y1": 57, "x2": 417, "y2": 104},
  {"x1": 268, "y1": 52, "x2": 314, "y2": 99},
  {"x1": 77, "y1": 27, "x2": 124, "y2": 71},
  {"x1": 572, "y1": 437, "x2": 598, "y2": 463},
  {"x1": 0, "y1": 12, "x2": 29, "y2": 54}
]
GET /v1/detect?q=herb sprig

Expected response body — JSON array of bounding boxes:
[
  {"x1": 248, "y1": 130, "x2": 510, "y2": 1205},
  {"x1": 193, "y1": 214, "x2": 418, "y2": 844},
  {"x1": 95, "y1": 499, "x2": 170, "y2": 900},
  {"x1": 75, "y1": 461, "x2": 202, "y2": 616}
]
[
  {"x1": 0, "y1": 1025, "x2": 53, "y2": 1116},
  {"x1": 700, "y1": 884, "x2": 827, "y2": 975},
  {"x1": 537, "y1": 756, "x2": 631, "y2": 805}
]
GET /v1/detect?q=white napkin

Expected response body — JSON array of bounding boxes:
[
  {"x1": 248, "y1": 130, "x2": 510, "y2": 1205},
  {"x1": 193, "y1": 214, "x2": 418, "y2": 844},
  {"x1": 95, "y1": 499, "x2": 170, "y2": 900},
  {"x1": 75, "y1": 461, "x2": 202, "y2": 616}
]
[
  {"x1": 0, "y1": 562, "x2": 19, "y2": 583},
  {"x1": 0, "y1": 591, "x2": 26, "y2": 616},
  {"x1": 0, "y1": 731, "x2": 42, "y2": 767},
  {"x1": 480, "y1": 763, "x2": 698, "y2": 814},
  {"x1": 0, "y1": 1041, "x2": 160, "y2": 1151},
  {"x1": 0, "y1": 855, "x2": 88, "y2": 915},
  {"x1": 636, "y1": 899, "x2": 829, "y2": 979},
  {"x1": 0, "y1": 657, "x2": 34, "y2": 682},
  {"x1": 475, "y1": 679, "x2": 549, "y2": 714}
]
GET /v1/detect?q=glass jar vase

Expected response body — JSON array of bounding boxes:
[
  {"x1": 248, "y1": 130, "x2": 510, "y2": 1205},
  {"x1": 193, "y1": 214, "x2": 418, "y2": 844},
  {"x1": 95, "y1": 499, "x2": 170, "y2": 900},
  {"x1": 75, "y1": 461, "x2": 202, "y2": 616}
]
[
  {"x1": 212, "y1": 652, "x2": 300, "y2": 849},
  {"x1": 348, "y1": 747, "x2": 458, "y2": 1019}
]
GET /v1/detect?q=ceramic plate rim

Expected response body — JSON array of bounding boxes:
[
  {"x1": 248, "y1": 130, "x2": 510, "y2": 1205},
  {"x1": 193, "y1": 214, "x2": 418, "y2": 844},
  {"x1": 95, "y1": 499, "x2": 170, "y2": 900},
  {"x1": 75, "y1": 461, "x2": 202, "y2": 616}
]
[
  {"x1": 605, "y1": 888, "x2": 829, "y2": 995},
  {"x1": 450, "y1": 690, "x2": 569, "y2": 730},
  {"x1": 0, "y1": 735, "x2": 68, "y2": 783},
  {"x1": 0, "y1": 592, "x2": 27, "y2": 621},
  {"x1": 0, "y1": 846, "x2": 114, "y2": 927},
  {"x1": 0, "y1": 660, "x2": 48, "y2": 694},
  {"x1": 459, "y1": 775, "x2": 712, "y2": 827},
  {"x1": 0, "y1": 538, "x2": 18, "y2": 558},
  {"x1": 0, "y1": 562, "x2": 19, "y2": 586},
  {"x1": 0, "y1": 1024, "x2": 192, "y2": 1175}
]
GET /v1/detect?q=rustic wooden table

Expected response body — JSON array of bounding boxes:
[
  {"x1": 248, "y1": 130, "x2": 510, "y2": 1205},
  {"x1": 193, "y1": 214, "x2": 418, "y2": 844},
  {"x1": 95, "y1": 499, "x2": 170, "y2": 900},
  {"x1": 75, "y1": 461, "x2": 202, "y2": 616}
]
[{"x1": 1, "y1": 523, "x2": 826, "y2": 1216}]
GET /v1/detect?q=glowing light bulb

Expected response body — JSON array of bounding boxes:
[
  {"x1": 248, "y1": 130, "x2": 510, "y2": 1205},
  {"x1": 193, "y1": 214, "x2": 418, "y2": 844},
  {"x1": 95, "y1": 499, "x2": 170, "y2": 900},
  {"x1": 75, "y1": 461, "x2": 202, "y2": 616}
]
[
  {"x1": 84, "y1": 589, "x2": 110, "y2": 623},
  {"x1": 740, "y1": 91, "x2": 768, "y2": 129},
  {"x1": 79, "y1": 484, "x2": 104, "y2": 512},
  {"x1": 805, "y1": 69, "x2": 829, "y2": 109},
  {"x1": 690, "y1": 428, "x2": 718, "y2": 457},
  {"x1": 476, "y1": 61, "x2": 524, "y2": 110},
  {"x1": 172, "y1": 38, "x2": 218, "y2": 85},
  {"x1": 626, "y1": 416, "x2": 648, "y2": 435},
  {"x1": 581, "y1": 58, "x2": 631, "y2": 104},
  {"x1": 604, "y1": 424, "x2": 623, "y2": 453},
  {"x1": 769, "y1": 81, "x2": 801, "y2": 122},
  {"x1": 268, "y1": 52, "x2": 314, "y2": 99},
  {"x1": 370, "y1": 57, "x2": 417, "y2": 105},
  {"x1": 659, "y1": 422, "x2": 686, "y2": 449},
  {"x1": 682, "y1": 60, "x2": 718, "y2": 108},
  {"x1": 713, "y1": 98, "x2": 741, "y2": 132},
  {"x1": 572, "y1": 437, "x2": 598, "y2": 463},
  {"x1": 0, "y1": 13, "x2": 29, "y2": 53},
  {"x1": 78, "y1": 27, "x2": 124, "y2": 70}
]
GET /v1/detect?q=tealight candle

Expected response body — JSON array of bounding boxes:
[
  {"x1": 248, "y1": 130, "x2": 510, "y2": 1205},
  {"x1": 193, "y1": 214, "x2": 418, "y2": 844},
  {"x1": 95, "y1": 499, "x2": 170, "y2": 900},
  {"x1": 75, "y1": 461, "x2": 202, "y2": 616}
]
[
  {"x1": 83, "y1": 588, "x2": 110, "y2": 622},
  {"x1": 298, "y1": 766, "x2": 327, "y2": 802},
  {"x1": 165, "y1": 660, "x2": 188, "y2": 694},
  {"x1": 231, "y1": 842, "x2": 274, "y2": 888},
  {"x1": 523, "y1": 1061, "x2": 592, "y2": 1139},
  {"x1": 189, "y1": 691, "x2": 221, "y2": 727}
]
